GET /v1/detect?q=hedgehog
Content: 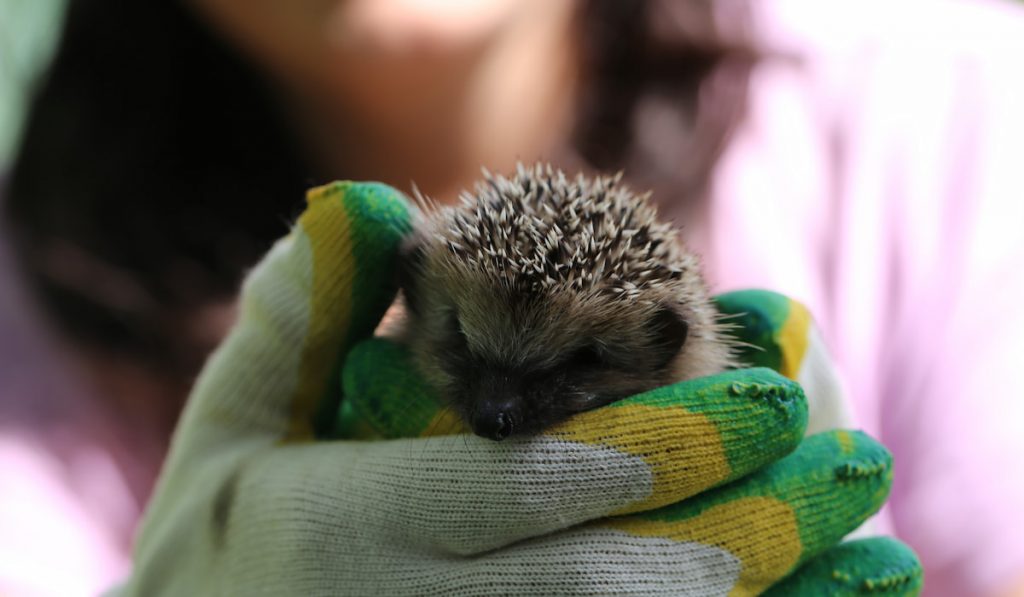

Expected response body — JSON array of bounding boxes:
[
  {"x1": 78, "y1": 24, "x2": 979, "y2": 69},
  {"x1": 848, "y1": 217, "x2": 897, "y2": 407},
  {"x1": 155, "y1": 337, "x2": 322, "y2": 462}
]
[{"x1": 397, "y1": 163, "x2": 737, "y2": 440}]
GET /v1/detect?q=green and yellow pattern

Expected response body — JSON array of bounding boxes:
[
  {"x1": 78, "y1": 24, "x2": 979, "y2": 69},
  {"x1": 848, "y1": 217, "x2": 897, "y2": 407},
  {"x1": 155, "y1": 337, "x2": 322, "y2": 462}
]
[
  {"x1": 715, "y1": 289, "x2": 813, "y2": 381},
  {"x1": 314, "y1": 180, "x2": 920, "y2": 595},
  {"x1": 288, "y1": 182, "x2": 412, "y2": 440}
]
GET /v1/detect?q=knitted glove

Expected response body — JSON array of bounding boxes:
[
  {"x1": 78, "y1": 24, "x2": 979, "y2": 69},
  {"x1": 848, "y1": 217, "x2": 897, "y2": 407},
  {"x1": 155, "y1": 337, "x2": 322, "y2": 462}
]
[
  {"x1": 339, "y1": 344, "x2": 922, "y2": 595},
  {"x1": 337, "y1": 241, "x2": 922, "y2": 592},
  {"x1": 111, "y1": 181, "x2": 921, "y2": 596},
  {"x1": 713, "y1": 289, "x2": 856, "y2": 435}
]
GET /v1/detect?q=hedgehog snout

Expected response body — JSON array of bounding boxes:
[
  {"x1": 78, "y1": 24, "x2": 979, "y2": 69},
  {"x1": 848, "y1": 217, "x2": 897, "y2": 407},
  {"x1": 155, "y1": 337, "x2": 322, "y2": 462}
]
[
  {"x1": 472, "y1": 407, "x2": 515, "y2": 441},
  {"x1": 463, "y1": 374, "x2": 525, "y2": 441}
]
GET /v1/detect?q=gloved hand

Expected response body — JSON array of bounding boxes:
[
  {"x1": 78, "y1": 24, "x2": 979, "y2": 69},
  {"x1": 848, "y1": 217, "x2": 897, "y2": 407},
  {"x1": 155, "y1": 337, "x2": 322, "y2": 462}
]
[
  {"x1": 337, "y1": 288, "x2": 856, "y2": 440},
  {"x1": 111, "y1": 181, "x2": 921, "y2": 596},
  {"x1": 339, "y1": 296, "x2": 922, "y2": 596}
]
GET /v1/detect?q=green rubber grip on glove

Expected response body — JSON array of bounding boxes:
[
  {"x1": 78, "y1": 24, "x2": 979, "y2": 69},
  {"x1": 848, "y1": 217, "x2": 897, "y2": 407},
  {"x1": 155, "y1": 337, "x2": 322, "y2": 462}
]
[
  {"x1": 294, "y1": 181, "x2": 412, "y2": 439},
  {"x1": 764, "y1": 536, "x2": 924, "y2": 596},
  {"x1": 335, "y1": 339, "x2": 449, "y2": 439},
  {"x1": 714, "y1": 289, "x2": 812, "y2": 380},
  {"x1": 604, "y1": 430, "x2": 904, "y2": 595}
]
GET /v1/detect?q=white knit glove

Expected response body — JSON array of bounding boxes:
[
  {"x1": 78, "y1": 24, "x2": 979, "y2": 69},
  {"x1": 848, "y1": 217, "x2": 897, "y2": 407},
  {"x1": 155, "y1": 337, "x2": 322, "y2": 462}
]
[{"x1": 110, "y1": 182, "x2": 920, "y2": 596}]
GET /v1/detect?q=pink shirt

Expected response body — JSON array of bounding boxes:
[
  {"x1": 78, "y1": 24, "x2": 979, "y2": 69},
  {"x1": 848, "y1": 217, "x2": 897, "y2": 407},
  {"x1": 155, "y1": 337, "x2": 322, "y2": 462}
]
[
  {"x1": 696, "y1": 1, "x2": 1024, "y2": 594},
  {"x1": 0, "y1": 436, "x2": 133, "y2": 596}
]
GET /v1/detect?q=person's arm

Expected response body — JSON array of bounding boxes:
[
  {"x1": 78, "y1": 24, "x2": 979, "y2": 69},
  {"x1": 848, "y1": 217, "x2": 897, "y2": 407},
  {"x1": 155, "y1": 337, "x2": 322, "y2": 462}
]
[
  {"x1": 700, "y1": 3, "x2": 1024, "y2": 593},
  {"x1": 997, "y1": 578, "x2": 1024, "y2": 597},
  {"x1": 859, "y1": 6, "x2": 1024, "y2": 594}
]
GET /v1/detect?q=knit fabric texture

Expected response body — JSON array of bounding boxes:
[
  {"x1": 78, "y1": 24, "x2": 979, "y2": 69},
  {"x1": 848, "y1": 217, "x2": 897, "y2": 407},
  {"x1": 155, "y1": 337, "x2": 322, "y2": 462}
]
[
  {"x1": 338, "y1": 289, "x2": 918, "y2": 595},
  {"x1": 111, "y1": 181, "x2": 920, "y2": 596}
]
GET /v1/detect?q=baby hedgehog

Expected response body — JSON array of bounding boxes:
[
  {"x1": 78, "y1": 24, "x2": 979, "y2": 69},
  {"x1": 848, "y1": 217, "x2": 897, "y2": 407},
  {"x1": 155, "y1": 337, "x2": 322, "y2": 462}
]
[{"x1": 398, "y1": 163, "x2": 736, "y2": 440}]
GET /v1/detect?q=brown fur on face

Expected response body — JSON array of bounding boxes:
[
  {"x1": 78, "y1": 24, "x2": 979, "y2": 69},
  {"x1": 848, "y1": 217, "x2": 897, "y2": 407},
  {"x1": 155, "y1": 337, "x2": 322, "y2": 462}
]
[{"x1": 399, "y1": 164, "x2": 736, "y2": 439}]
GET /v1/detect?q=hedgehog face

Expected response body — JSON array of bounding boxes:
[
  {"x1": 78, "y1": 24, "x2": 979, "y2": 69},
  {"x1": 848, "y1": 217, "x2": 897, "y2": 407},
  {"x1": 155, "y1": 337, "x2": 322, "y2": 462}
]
[
  {"x1": 401, "y1": 279, "x2": 695, "y2": 439},
  {"x1": 398, "y1": 164, "x2": 735, "y2": 440}
]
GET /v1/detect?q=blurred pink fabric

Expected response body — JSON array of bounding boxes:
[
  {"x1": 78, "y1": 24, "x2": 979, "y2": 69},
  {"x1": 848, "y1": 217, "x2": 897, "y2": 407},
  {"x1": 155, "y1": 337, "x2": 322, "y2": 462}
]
[
  {"x1": 0, "y1": 242, "x2": 136, "y2": 594},
  {"x1": 692, "y1": 1, "x2": 1024, "y2": 595},
  {"x1": 2, "y1": 0, "x2": 1024, "y2": 595},
  {"x1": 0, "y1": 436, "x2": 133, "y2": 596}
]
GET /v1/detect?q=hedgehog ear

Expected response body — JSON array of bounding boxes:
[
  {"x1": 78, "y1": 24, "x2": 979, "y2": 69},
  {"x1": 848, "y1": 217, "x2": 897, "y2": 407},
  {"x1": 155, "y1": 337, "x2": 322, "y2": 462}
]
[
  {"x1": 647, "y1": 307, "x2": 689, "y2": 369},
  {"x1": 397, "y1": 235, "x2": 426, "y2": 315}
]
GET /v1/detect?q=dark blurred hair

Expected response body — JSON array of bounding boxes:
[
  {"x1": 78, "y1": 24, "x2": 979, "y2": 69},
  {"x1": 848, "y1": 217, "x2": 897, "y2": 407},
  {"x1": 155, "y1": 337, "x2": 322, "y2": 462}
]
[
  {"x1": 4, "y1": 0, "x2": 754, "y2": 381},
  {"x1": 574, "y1": 1, "x2": 756, "y2": 200},
  {"x1": 4, "y1": 0, "x2": 312, "y2": 376}
]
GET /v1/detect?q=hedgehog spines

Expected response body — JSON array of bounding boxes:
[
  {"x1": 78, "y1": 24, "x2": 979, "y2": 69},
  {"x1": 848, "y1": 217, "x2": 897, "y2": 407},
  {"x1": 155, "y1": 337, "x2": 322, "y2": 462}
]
[{"x1": 432, "y1": 162, "x2": 694, "y2": 299}]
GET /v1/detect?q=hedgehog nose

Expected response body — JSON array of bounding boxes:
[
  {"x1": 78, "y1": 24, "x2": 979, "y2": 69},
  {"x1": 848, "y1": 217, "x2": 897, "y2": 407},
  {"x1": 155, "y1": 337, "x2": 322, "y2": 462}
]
[{"x1": 472, "y1": 409, "x2": 515, "y2": 441}]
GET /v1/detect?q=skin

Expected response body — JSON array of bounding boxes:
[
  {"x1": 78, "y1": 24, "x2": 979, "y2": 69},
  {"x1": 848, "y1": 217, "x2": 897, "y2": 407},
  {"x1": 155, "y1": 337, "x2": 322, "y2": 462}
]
[
  {"x1": 999, "y1": 578, "x2": 1024, "y2": 597},
  {"x1": 187, "y1": 0, "x2": 579, "y2": 200}
]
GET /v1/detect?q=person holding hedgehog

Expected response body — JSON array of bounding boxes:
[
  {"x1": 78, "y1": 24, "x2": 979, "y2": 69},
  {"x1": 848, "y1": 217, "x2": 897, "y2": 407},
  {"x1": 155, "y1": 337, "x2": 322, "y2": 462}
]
[
  {"x1": 107, "y1": 177, "x2": 912, "y2": 596},
  {"x1": 3, "y1": 0, "x2": 1024, "y2": 596}
]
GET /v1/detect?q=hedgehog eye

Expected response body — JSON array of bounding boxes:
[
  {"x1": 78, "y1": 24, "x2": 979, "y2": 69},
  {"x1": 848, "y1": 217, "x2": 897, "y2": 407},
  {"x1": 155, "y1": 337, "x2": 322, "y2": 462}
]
[
  {"x1": 648, "y1": 307, "x2": 689, "y2": 369},
  {"x1": 566, "y1": 344, "x2": 606, "y2": 370},
  {"x1": 444, "y1": 309, "x2": 469, "y2": 351}
]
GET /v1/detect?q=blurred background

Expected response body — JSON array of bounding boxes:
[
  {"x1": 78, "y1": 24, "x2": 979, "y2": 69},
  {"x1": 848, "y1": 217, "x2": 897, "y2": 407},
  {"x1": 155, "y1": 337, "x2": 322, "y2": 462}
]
[{"x1": 2, "y1": 1, "x2": 1024, "y2": 595}]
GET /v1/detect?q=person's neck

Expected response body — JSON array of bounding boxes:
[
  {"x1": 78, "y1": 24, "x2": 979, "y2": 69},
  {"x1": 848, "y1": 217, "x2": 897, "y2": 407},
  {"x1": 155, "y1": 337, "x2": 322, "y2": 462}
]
[{"x1": 289, "y1": 2, "x2": 580, "y2": 202}]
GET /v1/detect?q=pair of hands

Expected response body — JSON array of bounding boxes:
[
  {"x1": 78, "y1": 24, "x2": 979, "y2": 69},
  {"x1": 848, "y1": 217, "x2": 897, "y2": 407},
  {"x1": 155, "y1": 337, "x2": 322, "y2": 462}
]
[{"x1": 111, "y1": 182, "x2": 922, "y2": 595}]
